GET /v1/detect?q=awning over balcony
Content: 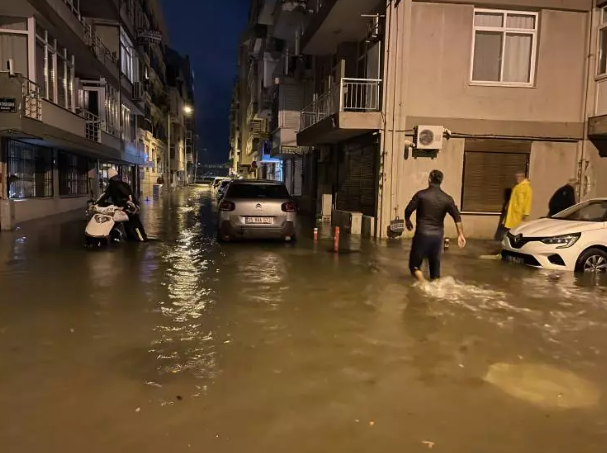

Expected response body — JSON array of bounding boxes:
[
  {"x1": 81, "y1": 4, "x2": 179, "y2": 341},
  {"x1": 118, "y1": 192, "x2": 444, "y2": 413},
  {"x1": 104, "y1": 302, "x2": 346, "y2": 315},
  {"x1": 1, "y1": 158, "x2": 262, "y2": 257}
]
[
  {"x1": 301, "y1": 0, "x2": 380, "y2": 55},
  {"x1": 588, "y1": 115, "x2": 607, "y2": 158}
]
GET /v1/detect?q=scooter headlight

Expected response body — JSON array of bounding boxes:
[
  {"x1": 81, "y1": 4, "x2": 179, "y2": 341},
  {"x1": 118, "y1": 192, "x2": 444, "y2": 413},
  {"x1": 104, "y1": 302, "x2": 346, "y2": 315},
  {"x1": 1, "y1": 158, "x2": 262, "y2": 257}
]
[{"x1": 541, "y1": 232, "x2": 581, "y2": 249}]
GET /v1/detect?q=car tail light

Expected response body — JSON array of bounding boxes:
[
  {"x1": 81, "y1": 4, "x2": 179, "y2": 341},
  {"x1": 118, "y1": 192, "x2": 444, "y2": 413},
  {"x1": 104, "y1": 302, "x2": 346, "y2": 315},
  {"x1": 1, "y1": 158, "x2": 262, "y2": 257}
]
[
  {"x1": 281, "y1": 202, "x2": 295, "y2": 212},
  {"x1": 219, "y1": 200, "x2": 235, "y2": 211}
]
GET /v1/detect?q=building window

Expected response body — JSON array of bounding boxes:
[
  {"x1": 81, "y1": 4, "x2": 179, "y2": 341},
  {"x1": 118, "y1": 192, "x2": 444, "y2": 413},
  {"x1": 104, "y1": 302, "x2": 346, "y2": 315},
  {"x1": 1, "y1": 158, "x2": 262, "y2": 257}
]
[
  {"x1": 471, "y1": 9, "x2": 538, "y2": 86},
  {"x1": 105, "y1": 84, "x2": 120, "y2": 136},
  {"x1": 35, "y1": 28, "x2": 76, "y2": 109},
  {"x1": 0, "y1": 16, "x2": 29, "y2": 76},
  {"x1": 6, "y1": 140, "x2": 54, "y2": 199},
  {"x1": 461, "y1": 149, "x2": 529, "y2": 213},
  {"x1": 120, "y1": 29, "x2": 138, "y2": 83},
  {"x1": 120, "y1": 105, "x2": 137, "y2": 142},
  {"x1": 58, "y1": 152, "x2": 89, "y2": 196}
]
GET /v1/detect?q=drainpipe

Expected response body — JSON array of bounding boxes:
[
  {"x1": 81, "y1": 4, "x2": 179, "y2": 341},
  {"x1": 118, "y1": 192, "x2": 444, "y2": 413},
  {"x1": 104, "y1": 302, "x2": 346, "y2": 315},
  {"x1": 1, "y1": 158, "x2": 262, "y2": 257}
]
[
  {"x1": 380, "y1": 0, "x2": 413, "y2": 238},
  {"x1": 578, "y1": 5, "x2": 596, "y2": 200}
]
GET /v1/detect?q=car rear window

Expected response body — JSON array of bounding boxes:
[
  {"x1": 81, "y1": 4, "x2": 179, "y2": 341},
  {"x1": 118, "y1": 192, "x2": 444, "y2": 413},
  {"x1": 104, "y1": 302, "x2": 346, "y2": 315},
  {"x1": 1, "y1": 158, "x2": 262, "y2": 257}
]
[{"x1": 227, "y1": 183, "x2": 290, "y2": 199}]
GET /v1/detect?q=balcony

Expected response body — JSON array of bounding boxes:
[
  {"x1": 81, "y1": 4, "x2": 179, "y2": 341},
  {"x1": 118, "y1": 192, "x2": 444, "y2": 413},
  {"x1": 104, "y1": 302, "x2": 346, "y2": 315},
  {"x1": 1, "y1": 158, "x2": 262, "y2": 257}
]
[
  {"x1": 58, "y1": 0, "x2": 119, "y2": 71},
  {"x1": 247, "y1": 101, "x2": 260, "y2": 123},
  {"x1": 0, "y1": 73, "x2": 123, "y2": 160},
  {"x1": 273, "y1": 0, "x2": 308, "y2": 41},
  {"x1": 301, "y1": 0, "x2": 380, "y2": 55},
  {"x1": 297, "y1": 77, "x2": 382, "y2": 146}
]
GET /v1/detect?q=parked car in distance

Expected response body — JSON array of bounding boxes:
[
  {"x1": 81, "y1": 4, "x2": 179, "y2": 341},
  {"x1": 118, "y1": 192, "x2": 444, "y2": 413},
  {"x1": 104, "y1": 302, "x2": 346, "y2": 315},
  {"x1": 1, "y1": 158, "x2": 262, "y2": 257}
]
[
  {"x1": 197, "y1": 176, "x2": 215, "y2": 185},
  {"x1": 216, "y1": 179, "x2": 231, "y2": 200},
  {"x1": 212, "y1": 177, "x2": 231, "y2": 191},
  {"x1": 501, "y1": 198, "x2": 607, "y2": 273},
  {"x1": 217, "y1": 180, "x2": 296, "y2": 242}
]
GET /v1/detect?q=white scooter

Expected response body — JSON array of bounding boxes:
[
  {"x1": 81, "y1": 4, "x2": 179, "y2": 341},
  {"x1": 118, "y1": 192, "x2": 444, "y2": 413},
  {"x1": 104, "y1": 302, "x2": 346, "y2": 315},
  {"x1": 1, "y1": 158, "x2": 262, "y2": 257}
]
[{"x1": 85, "y1": 201, "x2": 136, "y2": 247}]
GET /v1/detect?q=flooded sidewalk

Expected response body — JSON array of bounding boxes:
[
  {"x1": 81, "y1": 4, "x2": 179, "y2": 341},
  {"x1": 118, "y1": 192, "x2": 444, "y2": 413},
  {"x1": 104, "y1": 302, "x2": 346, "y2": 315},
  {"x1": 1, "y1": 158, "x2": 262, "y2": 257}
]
[{"x1": 1, "y1": 186, "x2": 607, "y2": 452}]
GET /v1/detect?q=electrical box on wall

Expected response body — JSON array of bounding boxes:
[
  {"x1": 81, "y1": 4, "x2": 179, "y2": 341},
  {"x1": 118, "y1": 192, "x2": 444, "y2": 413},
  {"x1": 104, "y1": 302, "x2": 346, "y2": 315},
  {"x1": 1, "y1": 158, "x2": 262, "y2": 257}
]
[{"x1": 414, "y1": 125, "x2": 444, "y2": 150}]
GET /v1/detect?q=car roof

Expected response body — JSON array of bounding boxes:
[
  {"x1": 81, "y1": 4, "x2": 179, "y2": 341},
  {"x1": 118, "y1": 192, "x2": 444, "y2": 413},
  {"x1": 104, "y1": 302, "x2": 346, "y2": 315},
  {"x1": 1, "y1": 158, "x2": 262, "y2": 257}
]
[{"x1": 229, "y1": 179, "x2": 285, "y2": 185}]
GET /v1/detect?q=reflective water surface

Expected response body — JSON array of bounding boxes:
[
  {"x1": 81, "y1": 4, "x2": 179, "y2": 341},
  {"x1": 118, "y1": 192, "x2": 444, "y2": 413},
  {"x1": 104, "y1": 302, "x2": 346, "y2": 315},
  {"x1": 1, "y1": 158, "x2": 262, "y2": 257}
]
[{"x1": 1, "y1": 187, "x2": 607, "y2": 452}]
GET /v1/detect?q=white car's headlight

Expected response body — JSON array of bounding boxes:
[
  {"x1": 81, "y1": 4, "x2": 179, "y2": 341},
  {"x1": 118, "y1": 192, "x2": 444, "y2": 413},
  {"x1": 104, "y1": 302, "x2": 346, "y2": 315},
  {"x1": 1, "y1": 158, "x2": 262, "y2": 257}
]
[{"x1": 540, "y1": 233, "x2": 581, "y2": 249}]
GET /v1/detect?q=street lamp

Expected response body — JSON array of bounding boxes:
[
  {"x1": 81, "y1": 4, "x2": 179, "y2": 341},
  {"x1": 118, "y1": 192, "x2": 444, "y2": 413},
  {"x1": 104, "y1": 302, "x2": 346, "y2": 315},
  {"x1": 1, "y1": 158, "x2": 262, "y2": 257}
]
[{"x1": 166, "y1": 105, "x2": 194, "y2": 188}]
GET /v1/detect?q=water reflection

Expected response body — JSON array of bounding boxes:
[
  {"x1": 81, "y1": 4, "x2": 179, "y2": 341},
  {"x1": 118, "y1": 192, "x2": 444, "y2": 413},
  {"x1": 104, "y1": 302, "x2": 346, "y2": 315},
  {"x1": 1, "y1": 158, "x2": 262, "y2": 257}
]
[
  {"x1": 149, "y1": 189, "x2": 219, "y2": 389},
  {"x1": 1, "y1": 187, "x2": 607, "y2": 452}
]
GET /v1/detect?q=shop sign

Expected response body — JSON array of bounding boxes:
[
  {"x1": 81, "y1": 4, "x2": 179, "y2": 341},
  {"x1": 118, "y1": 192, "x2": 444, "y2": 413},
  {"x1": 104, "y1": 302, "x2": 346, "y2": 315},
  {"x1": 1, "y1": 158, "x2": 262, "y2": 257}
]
[
  {"x1": 0, "y1": 98, "x2": 16, "y2": 113},
  {"x1": 137, "y1": 30, "x2": 163, "y2": 44}
]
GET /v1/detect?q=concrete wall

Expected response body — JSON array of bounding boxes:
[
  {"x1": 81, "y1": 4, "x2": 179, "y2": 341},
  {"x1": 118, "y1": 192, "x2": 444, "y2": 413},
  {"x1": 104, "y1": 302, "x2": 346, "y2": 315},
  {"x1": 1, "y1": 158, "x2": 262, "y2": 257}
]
[
  {"x1": 407, "y1": 3, "x2": 587, "y2": 126},
  {"x1": 1, "y1": 196, "x2": 88, "y2": 229},
  {"x1": 388, "y1": 137, "x2": 579, "y2": 239},
  {"x1": 376, "y1": 0, "x2": 590, "y2": 238},
  {"x1": 41, "y1": 100, "x2": 86, "y2": 137}
]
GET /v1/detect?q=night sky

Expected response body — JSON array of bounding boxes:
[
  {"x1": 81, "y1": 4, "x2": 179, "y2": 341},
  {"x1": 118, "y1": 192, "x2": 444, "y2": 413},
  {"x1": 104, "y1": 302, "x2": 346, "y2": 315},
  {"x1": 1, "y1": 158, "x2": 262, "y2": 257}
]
[{"x1": 160, "y1": 0, "x2": 250, "y2": 164}]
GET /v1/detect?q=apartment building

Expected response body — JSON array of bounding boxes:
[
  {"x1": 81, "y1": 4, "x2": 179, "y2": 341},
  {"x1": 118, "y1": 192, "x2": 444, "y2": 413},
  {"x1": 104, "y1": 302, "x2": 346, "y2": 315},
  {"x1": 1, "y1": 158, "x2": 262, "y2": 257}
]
[
  {"x1": 229, "y1": 81, "x2": 240, "y2": 176},
  {"x1": 165, "y1": 48, "x2": 195, "y2": 186},
  {"x1": 290, "y1": 0, "x2": 599, "y2": 239},
  {"x1": 234, "y1": 0, "x2": 274, "y2": 179},
  {"x1": 0, "y1": 0, "x2": 175, "y2": 230}
]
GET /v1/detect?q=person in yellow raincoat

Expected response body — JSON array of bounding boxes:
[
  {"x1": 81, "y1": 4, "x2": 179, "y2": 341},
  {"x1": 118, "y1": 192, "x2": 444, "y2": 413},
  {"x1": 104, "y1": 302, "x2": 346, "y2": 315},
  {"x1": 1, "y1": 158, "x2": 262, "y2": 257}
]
[{"x1": 504, "y1": 172, "x2": 533, "y2": 230}]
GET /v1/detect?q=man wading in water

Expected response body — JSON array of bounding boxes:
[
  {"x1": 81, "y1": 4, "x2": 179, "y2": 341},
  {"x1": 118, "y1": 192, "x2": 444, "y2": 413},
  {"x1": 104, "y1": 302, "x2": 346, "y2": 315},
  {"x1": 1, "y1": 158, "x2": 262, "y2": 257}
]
[{"x1": 405, "y1": 170, "x2": 466, "y2": 282}]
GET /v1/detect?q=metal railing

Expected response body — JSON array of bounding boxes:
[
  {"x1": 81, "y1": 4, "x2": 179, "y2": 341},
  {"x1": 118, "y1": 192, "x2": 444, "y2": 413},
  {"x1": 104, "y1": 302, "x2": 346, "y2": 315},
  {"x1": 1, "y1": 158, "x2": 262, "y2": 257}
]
[
  {"x1": 83, "y1": 23, "x2": 118, "y2": 67},
  {"x1": 63, "y1": 0, "x2": 81, "y2": 19},
  {"x1": 61, "y1": 0, "x2": 118, "y2": 68},
  {"x1": 22, "y1": 77, "x2": 42, "y2": 120},
  {"x1": 299, "y1": 77, "x2": 381, "y2": 131},
  {"x1": 83, "y1": 111, "x2": 101, "y2": 142},
  {"x1": 247, "y1": 101, "x2": 259, "y2": 122}
]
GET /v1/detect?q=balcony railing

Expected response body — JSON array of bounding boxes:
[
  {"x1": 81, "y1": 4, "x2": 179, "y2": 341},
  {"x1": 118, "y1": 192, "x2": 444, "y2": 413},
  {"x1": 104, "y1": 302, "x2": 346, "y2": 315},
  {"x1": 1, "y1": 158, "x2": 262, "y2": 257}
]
[
  {"x1": 247, "y1": 101, "x2": 259, "y2": 122},
  {"x1": 63, "y1": 0, "x2": 81, "y2": 19},
  {"x1": 83, "y1": 111, "x2": 101, "y2": 142},
  {"x1": 300, "y1": 78, "x2": 381, "y2": 131},
  {"x1": 22, "y1": 77, "x2": 42, "y2": 121},
  {"x1": 83, "y1": 23, "x2": 118, "y2": 67}
]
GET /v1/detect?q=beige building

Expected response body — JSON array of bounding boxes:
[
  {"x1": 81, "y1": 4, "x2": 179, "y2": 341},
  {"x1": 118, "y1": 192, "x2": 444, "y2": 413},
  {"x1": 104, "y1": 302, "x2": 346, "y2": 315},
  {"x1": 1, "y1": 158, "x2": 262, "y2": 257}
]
[{"x1": 295, "y1": 0, "x2": 602, "y2": 238}]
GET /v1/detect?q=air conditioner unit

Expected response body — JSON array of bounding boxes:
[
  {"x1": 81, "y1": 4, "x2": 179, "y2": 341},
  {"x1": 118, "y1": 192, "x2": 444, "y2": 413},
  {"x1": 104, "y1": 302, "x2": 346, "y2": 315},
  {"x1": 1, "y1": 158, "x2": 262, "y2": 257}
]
[
  {"x1": 414, "y1": 125, "x2": 444, "y2": 150},
  {"x1": 132, "y1": 81, "x2": 144, "y2": 101}
]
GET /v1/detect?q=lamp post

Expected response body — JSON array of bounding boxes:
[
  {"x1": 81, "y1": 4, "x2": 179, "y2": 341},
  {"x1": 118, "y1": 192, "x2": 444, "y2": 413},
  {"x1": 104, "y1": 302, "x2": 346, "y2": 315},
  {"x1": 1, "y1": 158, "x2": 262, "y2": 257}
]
[
  {"x1": 165, "y1": 104, "x2": 194, "y2": 189},
  {"x1": 183, "y1": 105, "x2": 193, "y2": 185}
]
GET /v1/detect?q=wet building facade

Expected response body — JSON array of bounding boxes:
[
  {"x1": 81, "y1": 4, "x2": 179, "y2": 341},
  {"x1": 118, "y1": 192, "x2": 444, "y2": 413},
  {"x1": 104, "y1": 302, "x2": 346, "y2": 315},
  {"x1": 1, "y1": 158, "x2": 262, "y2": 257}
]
[
  {"x1": 0, "y1": 0, "x2": 176, "y2": 230},
  {"x1": 233, "y1": 0, "x2": 607, "y2": 238}
]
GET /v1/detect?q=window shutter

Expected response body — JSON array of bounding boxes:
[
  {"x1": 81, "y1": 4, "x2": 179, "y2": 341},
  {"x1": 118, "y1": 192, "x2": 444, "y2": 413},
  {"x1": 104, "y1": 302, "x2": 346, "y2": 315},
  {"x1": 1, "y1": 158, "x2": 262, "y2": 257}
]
[{"x1": 462, "y1": 151, "x2": 529, "y2": 213}]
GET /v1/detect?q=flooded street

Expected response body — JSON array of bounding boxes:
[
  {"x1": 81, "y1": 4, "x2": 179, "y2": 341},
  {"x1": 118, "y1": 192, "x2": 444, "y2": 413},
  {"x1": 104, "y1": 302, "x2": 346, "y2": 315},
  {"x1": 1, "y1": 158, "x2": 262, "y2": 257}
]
[{"x1": 2, "y1": 186, "x2": 607, "y2": 452}]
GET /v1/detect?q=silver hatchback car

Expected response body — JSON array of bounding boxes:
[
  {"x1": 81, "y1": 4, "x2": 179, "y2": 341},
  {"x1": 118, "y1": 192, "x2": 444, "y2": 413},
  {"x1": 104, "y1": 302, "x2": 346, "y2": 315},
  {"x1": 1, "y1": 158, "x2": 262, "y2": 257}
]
[{"x1": 217, "y1": 180, "x2": 296, "y2": 242}]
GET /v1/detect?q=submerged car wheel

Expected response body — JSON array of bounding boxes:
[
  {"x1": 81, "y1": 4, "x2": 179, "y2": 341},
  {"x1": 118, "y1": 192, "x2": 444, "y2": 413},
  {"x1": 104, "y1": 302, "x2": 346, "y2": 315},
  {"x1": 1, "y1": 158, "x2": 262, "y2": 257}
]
[{"x1": 577, "y1": 248, "x2": 607, "y2": 273}]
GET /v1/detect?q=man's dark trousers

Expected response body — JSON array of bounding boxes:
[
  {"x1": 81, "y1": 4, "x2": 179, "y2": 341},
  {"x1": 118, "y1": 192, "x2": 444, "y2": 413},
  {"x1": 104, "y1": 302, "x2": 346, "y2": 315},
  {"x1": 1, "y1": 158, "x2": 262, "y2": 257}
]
[{"x1": 409, "y1": 233, "x2": 443, "y2": 280}]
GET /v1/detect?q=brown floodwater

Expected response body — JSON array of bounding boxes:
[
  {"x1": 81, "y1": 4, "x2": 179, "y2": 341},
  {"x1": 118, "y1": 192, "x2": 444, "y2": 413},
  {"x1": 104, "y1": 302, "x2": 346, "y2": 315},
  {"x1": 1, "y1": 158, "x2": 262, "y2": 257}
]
[{"x1": 1, "y1": 186, "x2": 607, "y2": 452}]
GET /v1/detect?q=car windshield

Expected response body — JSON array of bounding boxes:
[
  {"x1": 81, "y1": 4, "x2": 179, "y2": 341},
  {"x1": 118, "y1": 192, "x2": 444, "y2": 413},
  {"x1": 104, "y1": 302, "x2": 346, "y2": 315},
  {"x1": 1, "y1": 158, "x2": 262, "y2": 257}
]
[
  {"x1": 551, "y1": 200, "x2": 607, "y2": 222},
  {"x1": 220, "y1": 181, "x2": 230, "y2": 188},
  {"x1": 227, "y1": 183, "x2": 290, "y2": 199}
]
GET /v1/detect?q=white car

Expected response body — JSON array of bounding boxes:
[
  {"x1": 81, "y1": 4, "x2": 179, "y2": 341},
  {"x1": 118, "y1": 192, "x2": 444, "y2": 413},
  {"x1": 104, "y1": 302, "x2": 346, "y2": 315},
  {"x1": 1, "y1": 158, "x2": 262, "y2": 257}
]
[{"x1": 501, "y1": 198, "x2": 607, "y2": 273}]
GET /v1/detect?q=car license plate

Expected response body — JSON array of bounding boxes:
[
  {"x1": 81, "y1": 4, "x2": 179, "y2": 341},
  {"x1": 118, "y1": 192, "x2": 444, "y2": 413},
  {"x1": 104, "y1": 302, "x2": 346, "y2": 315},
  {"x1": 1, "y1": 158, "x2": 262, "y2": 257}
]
[
  {"x1": 245, "y1": 217, "x2": 272, "y2": 225},
  {"x1": 504, "y1": 254, "x2": 524, "y2": 265}
]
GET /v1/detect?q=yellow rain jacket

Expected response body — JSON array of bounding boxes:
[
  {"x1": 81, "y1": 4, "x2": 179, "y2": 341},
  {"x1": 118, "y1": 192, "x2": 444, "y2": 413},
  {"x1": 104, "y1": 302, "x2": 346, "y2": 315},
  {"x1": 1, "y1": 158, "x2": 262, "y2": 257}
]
[{"x1": 504, "y1": 179, "x2": 533, "y2": 229}]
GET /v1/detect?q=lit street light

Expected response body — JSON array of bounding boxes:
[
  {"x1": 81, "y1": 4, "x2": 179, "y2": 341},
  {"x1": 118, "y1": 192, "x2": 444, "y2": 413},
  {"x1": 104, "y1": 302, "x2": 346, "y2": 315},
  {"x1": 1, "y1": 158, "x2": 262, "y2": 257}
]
[{"x1": 166, "y1": 105, "x2": 194, "y2": 188}]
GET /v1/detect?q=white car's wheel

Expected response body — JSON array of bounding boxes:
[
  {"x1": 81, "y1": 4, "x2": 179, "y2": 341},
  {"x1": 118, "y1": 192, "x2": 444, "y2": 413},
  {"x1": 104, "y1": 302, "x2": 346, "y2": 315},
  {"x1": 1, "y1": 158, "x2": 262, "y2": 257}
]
[{"x1": 577, "y1": 248, "x2": 607, "y2": 273}]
